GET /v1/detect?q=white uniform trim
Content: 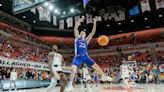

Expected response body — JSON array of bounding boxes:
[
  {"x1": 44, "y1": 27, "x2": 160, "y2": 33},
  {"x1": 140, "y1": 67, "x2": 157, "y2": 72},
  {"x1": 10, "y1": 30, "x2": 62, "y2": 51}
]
[
  {"x1": 49, "y1": 52, "x2": 63, "y2": 79},
  {"x1": 52, "y1": 52, "x2": 63, "y2": 72},
  {"x1": 74, "y1": 38, "x2": 78, "y2": 55}
]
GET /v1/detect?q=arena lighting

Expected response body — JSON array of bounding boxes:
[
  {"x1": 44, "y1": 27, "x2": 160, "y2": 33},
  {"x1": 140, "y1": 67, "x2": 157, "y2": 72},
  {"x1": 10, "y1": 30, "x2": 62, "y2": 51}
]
[
  {"x1": 23, "y1": 16, "x2": 26, "y2": 18},
  {"x1": 70, "y1": 8, "x2": 75, "y2": 13},
  {"x1": 146, "y1": 26, "x2": 150, "y2": 28},
  {"x1": 159, "y1": 14, "x2": 162, "y2": 18},
  {"x1": 49, "y1": 5, "x2": 54, "y2": 10},
  {"x1": 107, "y1": 24, "x2": 110, "y2": 27},
  {"x1": 54, "y1": 9, "x2": 61, "y2": 15},
  {"x1": 0, "y1": 4, "x2": 2, "y2": 7},
  {"x1": 144, "y1": 17, "x2": 148, "y2": 20},
  {"x1": 119, "y1": 30, "x2": 122, "y2": 33},
  {"x1": 131, "y1": 20, "x2": 134, "y2": 23},
  {"x1": 44, "y1": 2, "x2": 49, "y2": 6},
  {"x1": 33, "y1": 20, "x2": 36, "y2": 23},
  {"x1": 63, "y1": 11, "x2": 66, "y2": 14},
  {"x1": 118, "y1": 22, "x2": 121, "y2": 25},
  {"x1": 54, "y1": 9, "x2": 59, "y2": 13}
]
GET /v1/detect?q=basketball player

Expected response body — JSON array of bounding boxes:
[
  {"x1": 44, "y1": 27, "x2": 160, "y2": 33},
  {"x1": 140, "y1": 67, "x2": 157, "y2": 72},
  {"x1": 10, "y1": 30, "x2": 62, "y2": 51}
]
[
  {"x1": 120, "y1": 55, "x2": 137, "y2": 88},
  {"x1": 120, "y1": 62, "x2": 130, "y2": 88},
  {"x1": 82, "y1": 64, "x2": 95, "y2": 84},
  {"x1": 46, "y1": 45, "x2": 67, "y2": 92},
  {"x1": 66, "y1": 16, "x2": 113, "y2": 91},
  {"x1": 82, "y1": 64, "x2": 95, "y2": 89}
]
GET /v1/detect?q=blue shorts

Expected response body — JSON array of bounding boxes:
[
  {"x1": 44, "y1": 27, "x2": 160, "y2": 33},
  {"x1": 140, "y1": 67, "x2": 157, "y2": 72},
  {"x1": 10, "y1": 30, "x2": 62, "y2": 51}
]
[{"x1": 72, "y1": 54, "x2": 95, "y2": 67}]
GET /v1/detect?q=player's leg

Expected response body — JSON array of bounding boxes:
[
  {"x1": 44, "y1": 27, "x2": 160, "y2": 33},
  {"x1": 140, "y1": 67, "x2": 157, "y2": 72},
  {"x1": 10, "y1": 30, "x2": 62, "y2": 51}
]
[
  {"x1": 13, "y1": 80, "x2": 17, "y2": 91},
  {"x1": 86, "y1": 77, "x2": 95, "y2": 88},
  {"x1": 92, "y1": 63, "x2": 113, "y2": 81},
  {"x1": 85, "y1": 56, "x2": 113, "y2": 82},
  {"x1": 9, "y1": 80, "x2": 12, "y2": 91},
  {"x1": 83, "y1": 78, "x2": 87, "y2": 89},
  {"x1": 92, "y1": 63, "x2": 104, "y2": 76},
  {"x1": 66, "y1": 57, "x2": 82, "y2": 91},
  {"x1": 85, "y1": 76, "x2": 93, "y2": 92},
  {"x1": 124, "y1": 78, "x2": 130, "y2": 89},
  {"x1": 69, "y1": 65, "x2": 77, "y2": 86},
  {"x1": 58, "y1": 72, "x2": 67, "y2": 92},
  {"x1": 46, "y1": 77, "x2": 57, "y2": 92},
  {"x1": 66, "y1": 65, "x2": 77, "y2": 92}
]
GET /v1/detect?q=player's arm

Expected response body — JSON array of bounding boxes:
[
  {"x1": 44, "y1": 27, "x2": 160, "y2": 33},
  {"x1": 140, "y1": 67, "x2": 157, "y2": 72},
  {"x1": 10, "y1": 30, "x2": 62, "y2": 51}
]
[
  {"x1": 48, "y1": 52, "x2": 54, "y2": 77},
  {"x1": 74, "y1": 16, "x2": 85, "y2": 38},
  {"x1": 74, "y1": 19, "x2": 81, "y2": 38},
  {"x1": 86, "y1": 18, "x2": 97, "y2": 44},
  {"x1": 74, "y1": 22, "x2": 79, "y2": 38}
]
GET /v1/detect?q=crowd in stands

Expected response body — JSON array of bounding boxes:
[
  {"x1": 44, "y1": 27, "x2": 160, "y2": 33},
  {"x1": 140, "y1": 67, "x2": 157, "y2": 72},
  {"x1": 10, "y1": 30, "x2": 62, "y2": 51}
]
[
  {"x1": 0, "y1": 44, "x2": 164, "y2": 84},
  {"x1": 0, "y1": 61, "x2": 163, "y2": 84},
  {"x1": 0, "y1": 21, "x2": 164, "y2": 85},
  {"x1": 0, "y1": 23, "x2": 49, "y2": 49},
  {"x1": 0, "y1": 22, "x2": 52, "y2": 63},
  {"x1": 72, "y1": 60, "x2": 164, "y2": 84},
  {"x1": 0, "y1": 30, "x2": 164, "y2": 84},
  {"x1": 49, "y1": 28, "x2": 164, "y2": 50},
  {"x1": 0, "y1": 67, "x2": 50, "y2": 80},
  {"x1": 0, "y1": 37, "x2": 48, "y2": 63}
]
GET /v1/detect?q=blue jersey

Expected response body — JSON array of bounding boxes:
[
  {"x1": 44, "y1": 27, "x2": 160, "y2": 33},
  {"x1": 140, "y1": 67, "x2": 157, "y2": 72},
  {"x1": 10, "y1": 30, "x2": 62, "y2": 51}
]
[
  {"x1": 72, "y1": 37, "x2": 95, "y2": 67},
  {"x1": 75, "y1": 37, "x2": 88, "y2": 55}
]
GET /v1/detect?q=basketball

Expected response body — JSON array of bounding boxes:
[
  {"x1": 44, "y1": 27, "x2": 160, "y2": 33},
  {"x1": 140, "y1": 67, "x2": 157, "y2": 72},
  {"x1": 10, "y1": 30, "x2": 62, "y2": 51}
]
[{"x1": 98, "y1": 35, "x2": 109, "y2": 46}]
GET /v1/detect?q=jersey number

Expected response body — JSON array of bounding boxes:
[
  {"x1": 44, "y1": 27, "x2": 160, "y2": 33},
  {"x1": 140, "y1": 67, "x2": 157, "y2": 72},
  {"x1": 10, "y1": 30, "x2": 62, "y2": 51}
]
[{"x1": 79, "y1": 42, "x2": 86, "y2": 48}]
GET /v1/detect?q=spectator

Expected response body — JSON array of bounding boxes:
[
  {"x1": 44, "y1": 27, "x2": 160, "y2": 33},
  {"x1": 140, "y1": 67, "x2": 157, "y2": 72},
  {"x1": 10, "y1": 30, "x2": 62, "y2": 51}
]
[
  {"x1": 2, "y1": 68, "x2": 7, "y2": 79},
  {"x1": 9, "y1": 69, "x2": 17, "y2": 92}
]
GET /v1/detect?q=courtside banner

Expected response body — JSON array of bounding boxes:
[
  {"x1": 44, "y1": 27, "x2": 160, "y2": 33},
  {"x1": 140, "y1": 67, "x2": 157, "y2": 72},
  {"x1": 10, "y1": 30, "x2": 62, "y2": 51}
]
[
  {"x1": 0, "y1": 57, "x2": 49, "y2": 71},
  {"x1": 0, "y1": 57, "x2": 71, "y2": 72}
]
